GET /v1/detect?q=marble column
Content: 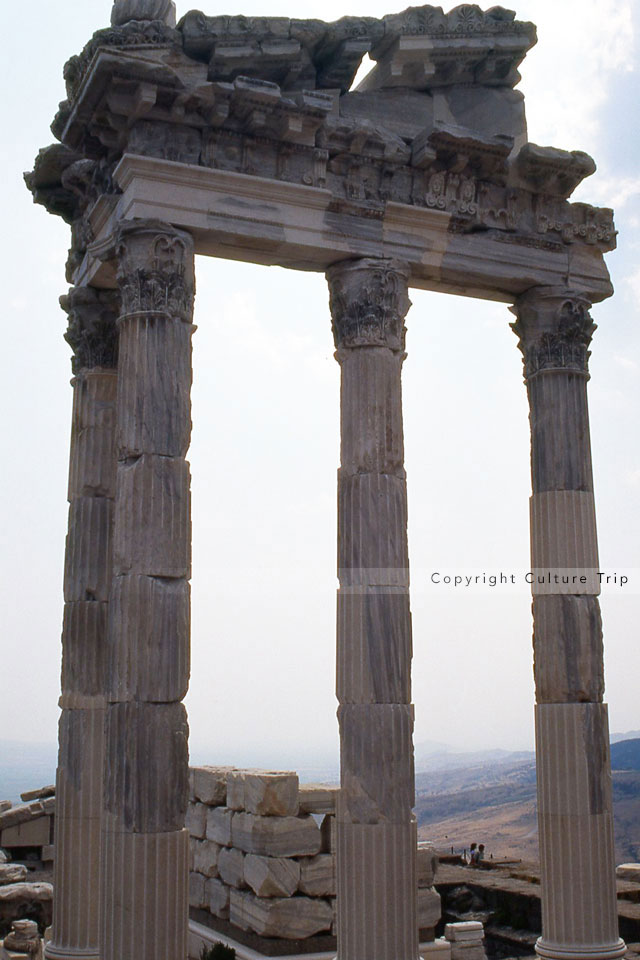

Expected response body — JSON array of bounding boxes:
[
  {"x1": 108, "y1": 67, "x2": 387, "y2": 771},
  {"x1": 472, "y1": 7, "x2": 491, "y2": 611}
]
[
  {"x1": 100, "y1": 220, "x2": 195, "y2": 960},
  {"x1": 46, "y1": 287, "x2": 119, "y2": 960},
  {"x1": 326, "y1": 258, "x2": 418, "y2": 960},
  {"x1": 512, "y1": 287, "x2": 625, "y2": 960}
]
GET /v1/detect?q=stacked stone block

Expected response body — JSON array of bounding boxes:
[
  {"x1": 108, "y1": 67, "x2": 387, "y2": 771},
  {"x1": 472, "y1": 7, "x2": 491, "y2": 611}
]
[
  {"x1": 188, "y1": 768, "x2": 337, "y2": 941},
  {"x1": 188, "y1": 768, "x2": 442, "y2": 944}
]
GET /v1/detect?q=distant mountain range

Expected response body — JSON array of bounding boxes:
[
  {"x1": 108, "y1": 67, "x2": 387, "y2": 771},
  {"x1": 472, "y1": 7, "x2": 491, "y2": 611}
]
[{"x1": 415, "y1": 738, "x2": 640, "y2": 864}]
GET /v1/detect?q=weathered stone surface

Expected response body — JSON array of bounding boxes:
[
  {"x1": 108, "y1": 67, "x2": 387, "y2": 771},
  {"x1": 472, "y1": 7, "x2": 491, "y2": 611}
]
[
  {"x1": 0, "y1": 882, "x2": 53, "y2": 902},
  {"x1": 533, "y1": 595, "x2": 604, "y2": 703},
  {"x1": 116, "y1": 313, "x2": 193, "y2": 459},
  {"x1": 206, "y1": 807, "x2": 233, "y2": 847},
  {"x1": 63, "y1": 497, "x2": 113, "y2": 602},
  {"x1": 320, "y1": 814, "x2": 335, "y2": 853},
  {"x1": 227, "y1": 771, "x2": 299, "y2": 817},
  {"x1": 298, "y1": 784, "x2": 338, "y2": 815},
  {"x1": 104, "y1": 702, "x2": 189, "y2": 832},
  {"x1": 616, "y1": 864, "x2": 640, "y2": 883},
  {"x1": 192, "y1": 839, "x2": 220, "y2": 878},
  {"x1": 61, "y1": 601, "x2": 107, "y2": 701},
  {"x1": 113, "y1": 455, "x2": 191, "y2": 578},
  {"x1": 185, "y1": 802, "x2": 207, "y2": 840},
  {"x1": 0, "y1": 865, "x2": 28, "y2": 885},
  {"x1": 445, "y1": 922, "x2": 484, "y2": 942},
  {"x1": 418, "y1": 886, "x2": 441, "y2": 930},
  {"x1": 4, "y1": 919, "x2": 42, "y2": 958},
  {"x1": 20, "y1": 786, "x2": 55, "y2": 803},
  {"x1": 192, "y1": 766, "x2": 234, "y2": 806},
  {"x1": 189, "y1": 871, "x2": 207, "y2": 910},
  {"x1": 107, "y1": 575, "x2": 190, "y2": 702},
  {"x1": 230, "y1": 888, "x2": 333, "y2": 939},
  {"x1": 244, "y1": 854, "x2": 300, "y2": 898},
  {"x1": 1, "y1": 817, "x2": 50, "y2": 848},
  {"x1": 68, "y1": 368, "x2": 117, "y2": 500},
  {"x1": 417, "y1": 842, "x2": 438, "y2": 887},
  {"x1": 100, "y1": 829, "x2": 188, "y2": 960},
  {"x1": 112, "y1": 0, "x2": 177, "y2": 28},
  {"x1": 337, "y1": 587, "x2": 412, "y2": 703},
  {"x1": 0, "y1": 803, "x2": 10, "y2": 815},
  {"x1": 298, "y1": 853, "x2": 334, "y2": 896},
  {"x1": 231, "y1": 812, "x2": 321, "y2": 858},
  {"x1": 218, "y1": 846, "x2": 245, "y2": 889},
  {"x1": 205, "y1": 877, "x2": 230, "y2": 920},
  {"x1": 0, "y1": 803, "x2": 44, "y2": 831},
  {"x1": 338, "y1": 703, "x2": 414, "y2": 824},
  {"x1": 41, "y1": 845, "x2": 54, "y2": 863}
]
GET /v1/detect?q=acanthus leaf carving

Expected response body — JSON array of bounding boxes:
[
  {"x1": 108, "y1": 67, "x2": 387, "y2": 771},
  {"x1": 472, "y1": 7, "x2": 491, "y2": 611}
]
[
  {"x1": 115, "y1": 222, "x2": 195, "y2": 322},
  {"x1": 511, "y1": 290, "x2": 596, "y2": 379},
  {"x1": 61, "y1": 286, "x2": 119, "y2": 374},
  {"x1": 327, "y1": 258, "x2": 410, "y2": 352}
]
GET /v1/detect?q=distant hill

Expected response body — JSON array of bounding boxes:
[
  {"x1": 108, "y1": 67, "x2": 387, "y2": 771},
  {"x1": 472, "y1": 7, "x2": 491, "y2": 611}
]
[
  {"x1": 416, "y1": 741, "x2": 640, "y2": 865},
  {"x1": 611, "y1": 738, "x2": 640, "y2": 771}
]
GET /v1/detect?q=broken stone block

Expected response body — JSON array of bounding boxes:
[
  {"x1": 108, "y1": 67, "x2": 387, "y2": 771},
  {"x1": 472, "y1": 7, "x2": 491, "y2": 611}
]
[
  {"x1": 298, "y1": 784, "x2": 338, "y2": 815},
  {"x1": 192, "y1": 839, "x2": 220, "y2": 878},
  {"x1": 41, "y1": 846, "x2": 54, "y2": 864},
  {"x1": 0, "y1": 803, "x2": 11, "y2": 814},
  {"x1": 0, "y1": 865, "x2": 28, "y2": 886},
  {"x1": 186, "y1": 803, "x2": 208, "y2": 840},
  {"x1": 4, "y1": 919, "x2": 42, "y2": 958},
  {"x1": 417, "y1": 842, "x2": 438, "y2": 887},
  {"x1": 218, "y1": 847, "x2": 245, "y2": 889},
  {"x1": 206, "y1": 807, "x2": 233, "y2": 847},
  {"x1": 192, "y1": 766, "x2": 234, "y2": 806},
  {"x1": 298, "y1": 853, "x2": 335, "y2": 897},
  {"x1": 617, "y1": 864, "x2": 640, "y2": 882},
  {"x1": 445, "y1": 922, "x2": 484, "y2": 941},
  {"x1": 320, "y1": 814, "x2": 335, "y2": 853},
  {"x1": 231, "y1": 812, "x2": 321, "y2": 858},
  {"x1": 418, "y1": 887, "x2": 441, "y2": 930},
  {"x1": 244, "y1": 854, "x2": 300, "y2": 898},
  {"x1": 20, "y1": 787, "x2": 55, "y2": 803},
  {"x1": 189, "y1": 871, "x2": 207, "y2": 910},
  {"x1": 205, "y1": 877, "x2": 230, "y2": 920},
  {"x1": 230, "y1": 888, "x2": 333, "y2": 939},
  {"x1": 227, "y1": 771, "x2": 299, "y2": 817}
]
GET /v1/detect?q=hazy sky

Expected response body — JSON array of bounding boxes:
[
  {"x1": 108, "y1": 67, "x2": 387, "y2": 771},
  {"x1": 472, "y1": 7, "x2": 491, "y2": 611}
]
[{"x1": 2, "y1": 0, "x2": 639, "y2": 768}]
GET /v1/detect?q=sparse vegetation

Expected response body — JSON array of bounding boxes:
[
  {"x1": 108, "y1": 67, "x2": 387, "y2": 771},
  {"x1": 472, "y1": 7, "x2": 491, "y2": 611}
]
[{"x1": 200, "y1": 942, "x2": 236, "y2": 960}]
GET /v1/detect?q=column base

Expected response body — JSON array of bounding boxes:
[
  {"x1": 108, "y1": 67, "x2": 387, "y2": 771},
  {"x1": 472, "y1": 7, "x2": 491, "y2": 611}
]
[
  {"x1": 44, "y1": 944, "x2": 100, "y2": 960},
  {"x1": 535, "y1": 938, "x2": 626, "y2": 960}
]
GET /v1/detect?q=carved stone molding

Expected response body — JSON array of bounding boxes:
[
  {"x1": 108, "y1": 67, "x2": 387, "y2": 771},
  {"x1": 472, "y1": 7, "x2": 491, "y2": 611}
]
[
  {"x1": 61, "y1": 287, "x2": 119, "y2": 374},
  {"x1": 510, "y1": 287, "x2": 596, "y2": 379},
  {"x1": 327, "y1": 258, "x2": 410, "y2": 352},
  {"x1": 114, "y1": 219, "x2": 195, "y2": 322}
]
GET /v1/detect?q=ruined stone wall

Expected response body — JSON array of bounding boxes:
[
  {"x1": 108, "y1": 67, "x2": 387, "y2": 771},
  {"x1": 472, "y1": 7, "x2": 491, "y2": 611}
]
[{"x1": 187, "y1": 766, "x2": 440, "y2": 943}]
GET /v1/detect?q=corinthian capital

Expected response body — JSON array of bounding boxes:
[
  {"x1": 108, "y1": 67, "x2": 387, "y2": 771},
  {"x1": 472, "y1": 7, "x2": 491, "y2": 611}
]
[
  {"x1": 510, "y1": 286, "x2": 596, "y2": 380},
  {"x1": 114, "y1": 219, "x2": 195, "y2": 323},
  {"x1": 327, "y1": 258, "x2": 411, "y2": 352},
  {"x1": 61, "y1": 286, "x2": 119, "y2": 374}
]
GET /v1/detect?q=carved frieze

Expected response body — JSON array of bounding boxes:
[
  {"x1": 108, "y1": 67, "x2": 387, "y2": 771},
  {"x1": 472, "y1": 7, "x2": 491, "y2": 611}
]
[
  {"x1": 115, "y1": 221, "x2": 195, "y2": 323},
  {"x1": 61, "y1": 287, "x2": 119, "y2": 373},
  {"x1": 327, "y1": 258, "x2": 411, "y2": 352},
  {"x1": 511, "y1": 289, "x2": 596, "y2": 379}
]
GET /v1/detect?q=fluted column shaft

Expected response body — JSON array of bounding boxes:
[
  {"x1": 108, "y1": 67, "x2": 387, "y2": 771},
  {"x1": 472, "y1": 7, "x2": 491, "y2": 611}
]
[
  {"x1": 46, "y1": 288, "x2": 119, "y2": 960},
  {"x1": 100, "y1": 220, "x2": 195, "y2": 960},
  {"x1": 512, "y1": 287, "x2": 625, "y2": 960},
  {"x1": 327, "y1": 258, "x2": 417, "y2": 960}
]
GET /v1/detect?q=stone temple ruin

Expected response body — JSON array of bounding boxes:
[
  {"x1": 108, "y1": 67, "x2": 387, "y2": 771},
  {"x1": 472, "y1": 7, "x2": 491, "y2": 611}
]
[{"x1": 24, "y1": 0, "x2": 624, "y2": 958}]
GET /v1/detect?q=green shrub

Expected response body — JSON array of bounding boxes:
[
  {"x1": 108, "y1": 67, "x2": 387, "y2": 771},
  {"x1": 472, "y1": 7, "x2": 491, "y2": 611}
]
[{"x1": 200, "y1": 942, "x2": 236, "y2": 960}]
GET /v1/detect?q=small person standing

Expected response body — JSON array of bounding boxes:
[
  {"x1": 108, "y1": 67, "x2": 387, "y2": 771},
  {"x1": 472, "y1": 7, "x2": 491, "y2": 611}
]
[
  {"x1": 469, "y1": 842, "x2": 478, "y2": 865},
  {"x1": 477, "y1": 843, "x2": 485, "y2": 864}
]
